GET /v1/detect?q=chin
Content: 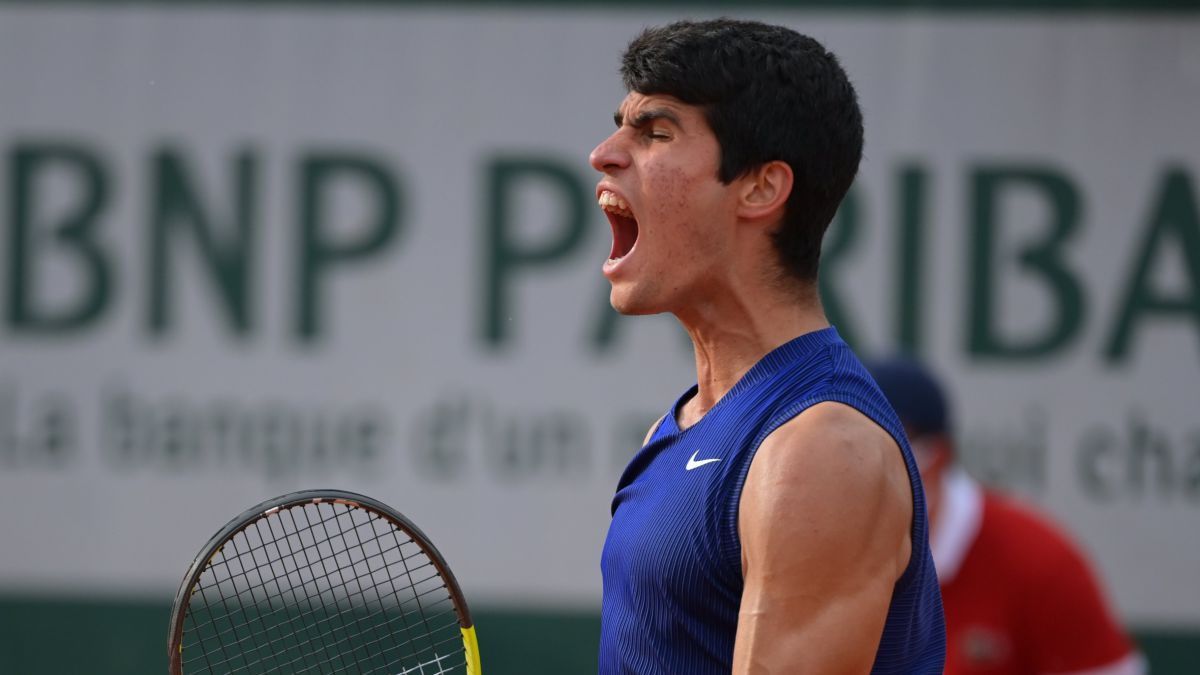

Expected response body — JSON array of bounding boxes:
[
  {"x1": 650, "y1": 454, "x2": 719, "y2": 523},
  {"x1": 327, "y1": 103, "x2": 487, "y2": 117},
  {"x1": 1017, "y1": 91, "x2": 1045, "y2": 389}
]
[{"x1": 609, "y1": 284, "x2": 665, "y2": 316}]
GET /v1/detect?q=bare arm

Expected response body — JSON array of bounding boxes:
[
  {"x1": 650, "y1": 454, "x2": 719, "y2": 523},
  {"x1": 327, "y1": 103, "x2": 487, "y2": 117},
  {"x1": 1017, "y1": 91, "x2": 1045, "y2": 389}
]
[{"x1": 733, "y1": 402, "x2": 913, "y2": 674}]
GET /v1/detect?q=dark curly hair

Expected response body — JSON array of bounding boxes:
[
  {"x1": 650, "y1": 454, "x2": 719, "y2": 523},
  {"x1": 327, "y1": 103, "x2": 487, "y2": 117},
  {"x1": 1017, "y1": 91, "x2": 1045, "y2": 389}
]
[{"x1": 621, "y1": 18, "x2": 863, "y2": 282}]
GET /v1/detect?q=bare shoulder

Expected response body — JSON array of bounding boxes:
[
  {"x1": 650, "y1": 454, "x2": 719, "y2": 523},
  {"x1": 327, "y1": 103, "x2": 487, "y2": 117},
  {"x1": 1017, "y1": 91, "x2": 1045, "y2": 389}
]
[
  {"x1": 751, "y1": 402, "x2": 910, "y2": 497},
  {"x1": 740, "y1": 401, "x2": 913, "y2": 581},
  {"x1": 641, "y1": 415, "x2": 666, "y2": 447}
]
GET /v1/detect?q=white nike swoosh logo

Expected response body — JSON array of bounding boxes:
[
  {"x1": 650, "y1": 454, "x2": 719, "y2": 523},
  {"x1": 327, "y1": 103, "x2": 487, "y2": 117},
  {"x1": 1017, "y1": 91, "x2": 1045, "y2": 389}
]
[{"x1": 686, "y1": 450, "x2": 721, "y2": 471}]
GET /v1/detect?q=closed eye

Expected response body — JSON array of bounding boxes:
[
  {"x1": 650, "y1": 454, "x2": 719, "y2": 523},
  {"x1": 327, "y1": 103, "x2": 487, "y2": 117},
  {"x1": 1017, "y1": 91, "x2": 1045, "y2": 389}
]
[{"x1": 616, "y1": 107, "x2": 684, "y2": 140}]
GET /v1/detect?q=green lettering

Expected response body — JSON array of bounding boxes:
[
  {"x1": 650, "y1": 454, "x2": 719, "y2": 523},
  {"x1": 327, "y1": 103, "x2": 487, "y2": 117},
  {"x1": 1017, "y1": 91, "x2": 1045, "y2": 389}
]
[
  {"x1": 481, "y1": 156, "x2": 588, "y2": 348},
  {"x1": 1185, "y1": 433, "x2": 1200, "y2": 503},
  {"x1": 967, "y1": 166, "x2": 1086, "y2": 360},
  {"x1": 148, "y1": 147, "x2": 258, "y2": 337},
  {"x1": 7, "y1": 142, "x2": 112, "y2": 333},
  {"x1": 1104, "y1": 168, "x2": 1200, "y2": 362},
  {"x1": 1127, "y1": 411, "x2": 1172, "y2": 499},
  {"x1": 296, "y1": 152, "x2": 402, "y2": 341},
  {"x1": 1078, "y1": 426, "x2": 1117, "y2": 502},
  {"x1": 894, "y1": 164, "x2": 929, "y2": 355}
]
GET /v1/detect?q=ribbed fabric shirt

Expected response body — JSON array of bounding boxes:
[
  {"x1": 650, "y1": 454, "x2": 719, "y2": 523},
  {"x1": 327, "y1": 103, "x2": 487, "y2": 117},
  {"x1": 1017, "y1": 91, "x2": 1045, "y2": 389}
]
[{"x1": 599, "y1": 327, "x2": 946, "y2": 674}]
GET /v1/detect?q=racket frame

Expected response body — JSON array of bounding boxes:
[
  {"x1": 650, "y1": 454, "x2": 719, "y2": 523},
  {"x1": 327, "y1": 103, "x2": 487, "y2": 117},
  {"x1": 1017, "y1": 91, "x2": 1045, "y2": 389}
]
[{"x1": 167, "y1": 489, "x2": 480, "y2": 675}]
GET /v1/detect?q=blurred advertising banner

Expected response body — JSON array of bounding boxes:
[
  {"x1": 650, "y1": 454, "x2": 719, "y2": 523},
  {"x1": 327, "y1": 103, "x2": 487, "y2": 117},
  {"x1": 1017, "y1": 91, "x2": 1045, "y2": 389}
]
[{"x1": 0, "y1": 6, "x2": 1197, "y2": 630}]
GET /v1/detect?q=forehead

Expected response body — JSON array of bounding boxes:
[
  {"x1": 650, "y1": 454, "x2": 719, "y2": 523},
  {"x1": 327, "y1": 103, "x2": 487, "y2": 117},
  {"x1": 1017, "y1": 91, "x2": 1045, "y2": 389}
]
[{"x1": 618, "y1": 92, "x2": 705, "y2": 124}]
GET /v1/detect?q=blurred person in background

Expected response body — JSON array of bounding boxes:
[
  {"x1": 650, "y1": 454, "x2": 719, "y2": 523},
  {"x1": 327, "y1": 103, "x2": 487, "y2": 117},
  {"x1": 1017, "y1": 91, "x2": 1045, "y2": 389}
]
[{"x1": 868, "y1": 357, "x2": 1144, "y2": 675}]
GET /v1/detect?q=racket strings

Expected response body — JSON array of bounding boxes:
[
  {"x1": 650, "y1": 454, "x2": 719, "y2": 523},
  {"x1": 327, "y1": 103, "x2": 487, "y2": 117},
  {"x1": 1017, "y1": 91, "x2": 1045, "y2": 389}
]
[
  {"x1": 199, "y1": 551, "x2": 455, "y2": 674},
  {"x1": 180, "y1": 501, "x2": 466, "y2": 674},
  {"x1": 318, "y1": 504, "x2": 437, "y2": 672},
  {"x1": 198, "y1": 524, "x2": 438, "y2": 650},
  {"x1": 252, "y1": 577, "x2": 460, "y2": 673},
  {"x1": 194, "y1": 511, "x2": 426, "y2": 668},
  {"x1": 189, "y1": 505, "x2": 458, "y2": 674},
  {"x1": 200, "y1": 511, "x2": 452, "y2": 674}
]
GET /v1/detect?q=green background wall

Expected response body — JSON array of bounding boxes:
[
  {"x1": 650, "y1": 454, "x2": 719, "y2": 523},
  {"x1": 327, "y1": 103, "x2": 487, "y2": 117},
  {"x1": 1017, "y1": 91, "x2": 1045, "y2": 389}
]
[{"x1": 0, "y1": 596, "x2": 1196, "y2": 674}]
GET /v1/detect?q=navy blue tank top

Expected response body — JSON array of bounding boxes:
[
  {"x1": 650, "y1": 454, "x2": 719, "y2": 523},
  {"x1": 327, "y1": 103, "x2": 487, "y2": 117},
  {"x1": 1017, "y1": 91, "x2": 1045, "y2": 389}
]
[{"x1": 599, "y1": 327, "x2": 945, "y2": 673}]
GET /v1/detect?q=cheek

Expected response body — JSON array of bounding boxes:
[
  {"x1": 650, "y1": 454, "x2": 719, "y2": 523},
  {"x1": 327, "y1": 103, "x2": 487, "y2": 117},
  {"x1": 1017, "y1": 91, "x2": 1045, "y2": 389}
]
[
  {"x1": 644, "y1": 166, "x2": 692, "y2": 218},
  {"x1": 643, "y1": 166, "x2": 719, "y2": 238}
]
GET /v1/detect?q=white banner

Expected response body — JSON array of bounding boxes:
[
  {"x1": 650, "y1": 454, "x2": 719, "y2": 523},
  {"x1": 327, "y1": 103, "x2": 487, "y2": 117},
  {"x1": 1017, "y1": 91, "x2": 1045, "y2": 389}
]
[{"x1": 0, "y1": 7, "x2": 1197, "y2": 627}]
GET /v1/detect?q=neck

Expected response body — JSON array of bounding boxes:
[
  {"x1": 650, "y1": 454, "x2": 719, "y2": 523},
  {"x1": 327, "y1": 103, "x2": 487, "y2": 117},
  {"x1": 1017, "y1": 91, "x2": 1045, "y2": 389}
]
[{"x1": 675, "y1": 278, "x2": 828, "y2": 425}]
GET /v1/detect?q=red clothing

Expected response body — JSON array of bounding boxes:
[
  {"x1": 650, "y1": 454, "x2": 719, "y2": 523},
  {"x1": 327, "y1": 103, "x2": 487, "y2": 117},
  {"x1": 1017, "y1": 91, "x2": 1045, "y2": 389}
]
[{"x1": 938, "y1": 479, "x2": 1135, "y2": 675}]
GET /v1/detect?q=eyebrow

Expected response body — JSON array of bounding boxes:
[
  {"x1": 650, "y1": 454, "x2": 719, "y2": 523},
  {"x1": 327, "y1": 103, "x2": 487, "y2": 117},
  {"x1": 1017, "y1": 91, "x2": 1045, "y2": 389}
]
[{"x1": 613, "y1": 107, "x2": 684, "y2": 130}]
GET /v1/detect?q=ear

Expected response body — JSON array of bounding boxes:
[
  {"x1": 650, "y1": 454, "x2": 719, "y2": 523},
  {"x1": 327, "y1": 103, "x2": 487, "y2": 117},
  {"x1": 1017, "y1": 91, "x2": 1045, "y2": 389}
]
[{"x1": 736, "y1": 160, "x2": 793, "y2": 222}]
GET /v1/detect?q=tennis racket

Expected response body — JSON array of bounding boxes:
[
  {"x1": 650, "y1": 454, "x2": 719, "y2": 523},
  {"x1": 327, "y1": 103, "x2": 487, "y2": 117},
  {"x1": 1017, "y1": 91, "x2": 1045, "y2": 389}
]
[{"x1": 168, "y1": 489, "x2": 481, "y2": 675}]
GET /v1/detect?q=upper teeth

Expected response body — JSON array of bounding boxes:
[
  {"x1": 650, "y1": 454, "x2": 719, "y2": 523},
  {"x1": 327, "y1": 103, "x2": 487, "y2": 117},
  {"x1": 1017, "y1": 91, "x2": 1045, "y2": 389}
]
[{"x1": 599, "y1": 191, "x2": 633, "y2": 216}]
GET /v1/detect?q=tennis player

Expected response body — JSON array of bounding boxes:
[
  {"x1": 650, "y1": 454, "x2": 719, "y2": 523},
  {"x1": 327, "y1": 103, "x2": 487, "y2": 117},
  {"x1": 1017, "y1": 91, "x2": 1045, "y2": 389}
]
[
  {"x1": 868, "y1": 358, "x2": 1144, "y2": 675},
  {"x1": 591, "y1": 19, "x2": 945, "y2": 674}
]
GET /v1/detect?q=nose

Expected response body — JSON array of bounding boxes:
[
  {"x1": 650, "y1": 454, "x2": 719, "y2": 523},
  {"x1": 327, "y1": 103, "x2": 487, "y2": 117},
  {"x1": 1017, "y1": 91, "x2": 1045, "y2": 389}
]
[{"x1": 589, "y1": 132, "x2": 630, "y2": 174}]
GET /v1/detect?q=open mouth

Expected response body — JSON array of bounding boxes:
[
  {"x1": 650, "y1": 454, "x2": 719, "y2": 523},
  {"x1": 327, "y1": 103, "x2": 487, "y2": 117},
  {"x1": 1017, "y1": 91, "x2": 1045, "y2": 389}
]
[{"x1": 599, "y1": 190, "x2": 639, "y2": 263}]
